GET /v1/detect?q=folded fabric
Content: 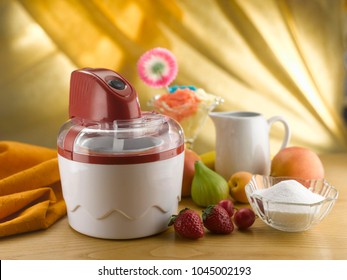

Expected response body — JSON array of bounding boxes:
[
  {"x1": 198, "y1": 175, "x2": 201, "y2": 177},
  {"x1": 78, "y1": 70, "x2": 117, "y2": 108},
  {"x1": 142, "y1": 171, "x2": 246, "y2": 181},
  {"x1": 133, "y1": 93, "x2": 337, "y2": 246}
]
[{"x1": 0, "y1": 141, "x2": 66, "y2": 237}]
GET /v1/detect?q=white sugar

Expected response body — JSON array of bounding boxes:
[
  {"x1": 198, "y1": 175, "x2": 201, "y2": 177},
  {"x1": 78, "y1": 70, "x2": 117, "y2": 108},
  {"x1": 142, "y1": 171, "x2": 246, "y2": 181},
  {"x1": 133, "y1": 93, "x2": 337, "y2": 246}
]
[
  {"x1": 254, "y1": 180, "x2": 324, "y2": 204},
  {"x1": 252, "y1": 180, "x2": 328, "y2": 231}
]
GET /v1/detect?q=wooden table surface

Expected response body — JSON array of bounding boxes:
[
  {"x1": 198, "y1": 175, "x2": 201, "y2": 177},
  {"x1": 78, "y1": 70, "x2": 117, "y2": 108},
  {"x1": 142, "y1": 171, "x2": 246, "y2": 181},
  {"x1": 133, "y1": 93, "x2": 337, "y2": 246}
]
[{"x1": 1, "y1": 153, "x2": 347, "y2": 260}]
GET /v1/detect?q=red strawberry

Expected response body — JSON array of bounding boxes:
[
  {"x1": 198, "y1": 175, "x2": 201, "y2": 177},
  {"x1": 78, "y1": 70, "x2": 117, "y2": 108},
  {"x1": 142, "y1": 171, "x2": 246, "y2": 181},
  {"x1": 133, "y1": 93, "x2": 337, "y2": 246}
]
[
  {"x1": 202, "y1": 205, "x2": 234, "y2": 234},
  {"x1": 168, "y1": 208, "x2": 204, "y2": 239}
]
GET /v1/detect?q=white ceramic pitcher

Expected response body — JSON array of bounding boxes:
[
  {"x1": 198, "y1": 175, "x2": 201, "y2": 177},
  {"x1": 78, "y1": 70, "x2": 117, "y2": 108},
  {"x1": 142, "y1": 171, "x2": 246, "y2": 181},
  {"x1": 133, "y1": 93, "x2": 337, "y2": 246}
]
[{"x1": 209, "y1": 111, "x2": 291, "y2": 179}]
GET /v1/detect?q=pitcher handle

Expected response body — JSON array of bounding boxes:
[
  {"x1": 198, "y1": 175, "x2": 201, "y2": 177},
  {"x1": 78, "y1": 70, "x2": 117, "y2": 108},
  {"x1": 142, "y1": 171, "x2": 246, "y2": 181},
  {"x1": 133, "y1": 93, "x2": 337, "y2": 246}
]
[{"x1": 267, "y1": 116, "x2": 291, "y2": 151}]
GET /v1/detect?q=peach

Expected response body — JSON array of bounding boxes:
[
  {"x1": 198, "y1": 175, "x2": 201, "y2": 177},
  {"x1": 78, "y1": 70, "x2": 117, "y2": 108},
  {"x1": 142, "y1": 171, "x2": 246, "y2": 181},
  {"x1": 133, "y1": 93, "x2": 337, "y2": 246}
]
[
  {"x1": 270, "y1": 146, "x2": 324, "y2": 180},
  {"x1": 228, "y1": 171, "x2": 253, "y2": 203},
  {"x1": 181, "y1": 149, "x2": 201, "y2": 197}
]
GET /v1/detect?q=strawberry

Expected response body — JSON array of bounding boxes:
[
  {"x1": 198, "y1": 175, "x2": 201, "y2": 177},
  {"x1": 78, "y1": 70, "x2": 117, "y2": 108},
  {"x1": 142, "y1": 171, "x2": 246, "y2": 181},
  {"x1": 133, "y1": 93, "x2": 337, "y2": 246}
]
[
  {"x1": 168, "y1": 208, "x2": 204, "y2": 239},
  {"x1": 202, "y1": 205, "x2": 234, "y2": 234}
]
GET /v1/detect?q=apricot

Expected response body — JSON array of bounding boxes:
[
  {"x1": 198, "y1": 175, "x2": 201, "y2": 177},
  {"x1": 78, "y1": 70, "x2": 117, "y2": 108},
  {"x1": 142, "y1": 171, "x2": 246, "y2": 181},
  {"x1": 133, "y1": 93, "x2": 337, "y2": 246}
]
[
  {"x1": 181, "y1": 149, "x2": 201, "y2": 197},
  {"x1": 270, "y1": 146, "x2": 324, "y2": 180},
  {"x1": 228, "y1": 171, "x2": 253, "y2": 203}
]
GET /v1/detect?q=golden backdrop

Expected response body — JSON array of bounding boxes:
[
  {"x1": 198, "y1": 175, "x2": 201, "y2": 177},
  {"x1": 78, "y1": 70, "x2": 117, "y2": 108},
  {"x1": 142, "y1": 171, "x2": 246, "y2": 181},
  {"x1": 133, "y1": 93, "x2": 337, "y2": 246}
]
[{"x1": 1, "y1": 0, "x2": 347, "y2": 154}]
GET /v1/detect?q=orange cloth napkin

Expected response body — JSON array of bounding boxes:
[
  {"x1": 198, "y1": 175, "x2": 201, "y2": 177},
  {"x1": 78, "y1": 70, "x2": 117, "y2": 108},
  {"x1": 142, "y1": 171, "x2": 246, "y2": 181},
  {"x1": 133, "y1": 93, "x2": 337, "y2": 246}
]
[{"x1": 0, "y1": 141, "x2": 66, "y2": 237}]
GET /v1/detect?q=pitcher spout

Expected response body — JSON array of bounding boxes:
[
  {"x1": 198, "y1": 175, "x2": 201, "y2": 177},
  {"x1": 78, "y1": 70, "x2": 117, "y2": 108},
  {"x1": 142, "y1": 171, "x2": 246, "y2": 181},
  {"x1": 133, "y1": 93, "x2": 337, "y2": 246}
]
[
  {"x1": 208, "y1": 111, "x2": 230, "y2": 121},
  {"x1": 209, "y1": 111, "x2": 243, "y2": 125}
]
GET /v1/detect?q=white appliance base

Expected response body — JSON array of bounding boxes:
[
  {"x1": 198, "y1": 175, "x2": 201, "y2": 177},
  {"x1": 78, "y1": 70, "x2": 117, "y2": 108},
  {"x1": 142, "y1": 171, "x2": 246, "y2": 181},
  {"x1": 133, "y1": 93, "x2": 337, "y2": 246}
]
[{"x1": 58, "y1": 153, "x2": 184, "y2": 239}]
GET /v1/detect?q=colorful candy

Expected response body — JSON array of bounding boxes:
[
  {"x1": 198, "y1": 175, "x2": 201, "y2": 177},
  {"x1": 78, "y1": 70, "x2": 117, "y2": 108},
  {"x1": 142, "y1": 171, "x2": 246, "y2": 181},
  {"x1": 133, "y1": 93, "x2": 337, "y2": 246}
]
[{"x1": 137, "y1": 47, "x2": 178, "y2": 88}]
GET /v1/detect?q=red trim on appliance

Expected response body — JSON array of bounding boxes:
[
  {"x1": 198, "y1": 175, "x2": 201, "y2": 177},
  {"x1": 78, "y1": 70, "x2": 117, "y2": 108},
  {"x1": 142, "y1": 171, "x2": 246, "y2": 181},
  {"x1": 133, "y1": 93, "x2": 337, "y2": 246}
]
[
  {"x1": 62, "y1": 125, "x2": 85, "y2": 160},
  {"x1": 58, "y1": 144, "x2": 184, "y2": 165}
]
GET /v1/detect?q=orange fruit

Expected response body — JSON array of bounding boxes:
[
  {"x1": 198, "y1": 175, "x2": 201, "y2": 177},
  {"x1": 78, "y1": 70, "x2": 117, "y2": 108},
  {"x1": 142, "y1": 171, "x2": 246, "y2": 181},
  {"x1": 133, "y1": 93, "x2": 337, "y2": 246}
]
[
  {"x1": 228, "y1": 171, "x2": 253, "y2": 203},
  {"x1": 181, "y1": 149, "x2": 201, "y2": 197},
  {"x1": 271, "y1": 146, "x2": 324, "y2": 180}
]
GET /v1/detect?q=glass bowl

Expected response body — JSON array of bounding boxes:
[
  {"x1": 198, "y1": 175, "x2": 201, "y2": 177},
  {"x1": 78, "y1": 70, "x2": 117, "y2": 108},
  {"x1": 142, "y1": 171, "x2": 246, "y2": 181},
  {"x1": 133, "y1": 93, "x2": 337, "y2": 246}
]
[
  {"x1": 148, "y1": 92, "x2": 223, "y2": 149},
  {"x1": 245, "y1": 175, "x2": 338, "y2": 232}
]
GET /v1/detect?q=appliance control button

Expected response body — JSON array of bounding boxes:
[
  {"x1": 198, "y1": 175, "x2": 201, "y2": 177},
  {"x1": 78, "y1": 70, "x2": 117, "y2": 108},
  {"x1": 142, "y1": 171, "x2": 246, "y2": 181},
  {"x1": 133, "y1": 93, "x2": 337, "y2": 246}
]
[{"x1": 108, "y1": 79, "x2": 126, "y2": 90}]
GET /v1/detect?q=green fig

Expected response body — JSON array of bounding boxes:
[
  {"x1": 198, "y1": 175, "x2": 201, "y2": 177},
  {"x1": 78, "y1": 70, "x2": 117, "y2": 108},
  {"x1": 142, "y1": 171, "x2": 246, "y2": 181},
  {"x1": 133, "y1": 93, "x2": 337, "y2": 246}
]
[{"x1": 191, "y1": 160, "x2": 229, "y2": 207}]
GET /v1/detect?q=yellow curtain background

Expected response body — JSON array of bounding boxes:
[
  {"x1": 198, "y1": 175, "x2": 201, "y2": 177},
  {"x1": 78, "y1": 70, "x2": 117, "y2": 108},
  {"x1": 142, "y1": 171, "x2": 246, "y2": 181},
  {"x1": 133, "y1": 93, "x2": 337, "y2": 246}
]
[{"x1": 1, "y1": 0, "x2": 347, "y2": 154}]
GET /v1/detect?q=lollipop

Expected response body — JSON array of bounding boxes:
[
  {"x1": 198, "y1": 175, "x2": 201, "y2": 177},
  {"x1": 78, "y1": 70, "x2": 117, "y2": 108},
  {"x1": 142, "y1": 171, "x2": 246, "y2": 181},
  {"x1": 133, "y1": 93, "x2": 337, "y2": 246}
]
[
  {"x1": 139, "y1": 47, "x2": 223, "y2": 149},
  {"x1": 137, "y1": 47, "x2": 178, "y2": 88}
]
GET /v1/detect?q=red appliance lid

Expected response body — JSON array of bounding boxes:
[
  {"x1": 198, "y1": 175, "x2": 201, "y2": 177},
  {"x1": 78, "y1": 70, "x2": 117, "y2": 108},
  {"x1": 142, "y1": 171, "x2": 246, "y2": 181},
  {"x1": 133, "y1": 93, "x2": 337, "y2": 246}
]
[
  {"x1": 58, "y1": 68, "x2": 184, "y2": 164},
  {"x1": 69, "y1": 68, "x2": 142, "y2": 122}
]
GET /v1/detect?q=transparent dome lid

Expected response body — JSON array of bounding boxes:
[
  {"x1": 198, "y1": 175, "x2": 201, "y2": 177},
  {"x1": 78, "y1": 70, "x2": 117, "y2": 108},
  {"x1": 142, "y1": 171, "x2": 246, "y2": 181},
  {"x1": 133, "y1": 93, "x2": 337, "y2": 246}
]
[
  {"x1": 57, "y1": 68, "x2": 184, "y2": 164},
  {"x1": 58, "y1": 112, "x2": 184, "y2": 164}
]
